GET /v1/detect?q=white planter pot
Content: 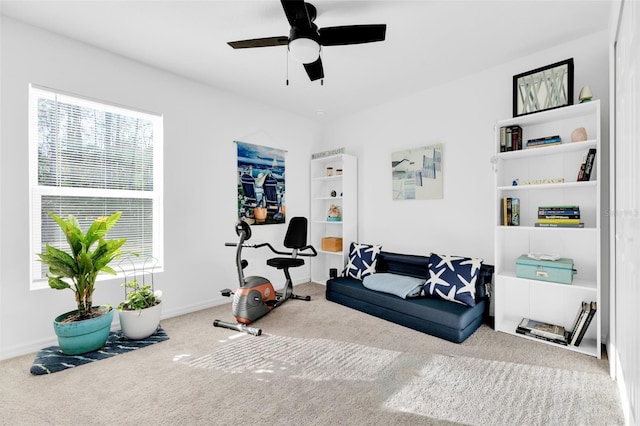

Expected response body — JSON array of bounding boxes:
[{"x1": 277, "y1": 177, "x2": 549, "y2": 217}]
[{"x1": 118, "y1": 302, "x2": 162, "y2": 340}]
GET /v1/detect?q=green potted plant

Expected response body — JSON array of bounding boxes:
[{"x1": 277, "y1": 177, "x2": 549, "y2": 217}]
[
  {"x1": 37, "y1": 211, "x2": 126, "y2": 355},
  {"x1": 118, "y1": 278, "x2": 162, "y2": 340}
]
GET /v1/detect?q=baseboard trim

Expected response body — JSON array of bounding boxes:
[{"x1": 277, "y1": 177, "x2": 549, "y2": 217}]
[{"x1": 0, "y1": 279, "x2": 313, "y2": 361}]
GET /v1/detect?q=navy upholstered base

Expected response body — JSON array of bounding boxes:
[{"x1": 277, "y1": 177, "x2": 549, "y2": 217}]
[
  {"x1": 325, "y1": 251, "x2": 493, "y2": 344},
  {"x1": 326, "y1": 277, "x2": 485, "y2": 343}
]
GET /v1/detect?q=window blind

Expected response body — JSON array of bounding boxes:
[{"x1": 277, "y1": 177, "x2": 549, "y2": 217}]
[{"x1": 29, "y1": 85, "x2": 163, "y2": 287}]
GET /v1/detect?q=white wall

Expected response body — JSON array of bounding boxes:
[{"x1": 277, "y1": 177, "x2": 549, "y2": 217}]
[
  {"x1": 0, "y1": 17, "x2": 611, "y2": 360},
  {"x1": 319, "y1": 31, "x2": 609, "y2": 260},
  {"x1": 610, "y1": 0, "x2": 640, "y2": 422},
  {"x1": 0, "y1": 17, "x2": 318, "y2": 359},
  {"x1": 318, "y1": 31, "x2": 610, "y2": 315}
]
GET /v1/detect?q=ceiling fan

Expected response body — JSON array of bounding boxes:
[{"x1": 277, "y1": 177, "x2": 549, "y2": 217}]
[{"x1": 227, "y1": 0, "x2": 387, "y2": 81}]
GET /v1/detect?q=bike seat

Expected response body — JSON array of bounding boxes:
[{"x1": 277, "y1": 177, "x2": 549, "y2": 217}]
[{"x1": 266, "y1": 257, "x2": 304, "y2": 269}]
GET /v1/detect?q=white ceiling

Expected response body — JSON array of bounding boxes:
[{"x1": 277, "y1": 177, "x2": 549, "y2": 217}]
[{"x1": 1, "y1": 0, "x2": 612, "y2": 121}]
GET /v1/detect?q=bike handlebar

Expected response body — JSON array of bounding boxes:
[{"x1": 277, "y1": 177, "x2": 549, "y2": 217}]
[{"x1": 224, "y1": 241, "x2": 317, "y2": 257}]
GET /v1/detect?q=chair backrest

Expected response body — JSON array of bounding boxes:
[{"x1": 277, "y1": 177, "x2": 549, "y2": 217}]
[
  {"x1": 263, "y1": 174, "x2": 278, "y2": 203},
  {"x1": 283, "y1": 217, "x2": 307, "y2": 249},
  {"x1": 241, "y1": 173, "x2": 256, "y2": 203}
]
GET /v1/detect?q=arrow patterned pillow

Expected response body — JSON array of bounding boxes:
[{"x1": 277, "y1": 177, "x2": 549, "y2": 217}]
[
  {"x1": 343, "y1": 242, "x2": 382, "y2": 280},
  {"x1": 424, "y1": 253, "x2": 483, "y2": 307}
]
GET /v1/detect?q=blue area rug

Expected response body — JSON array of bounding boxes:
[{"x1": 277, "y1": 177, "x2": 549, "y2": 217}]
[{"x1": 30, "y1": 326, "x2": 169, "y2": 375}]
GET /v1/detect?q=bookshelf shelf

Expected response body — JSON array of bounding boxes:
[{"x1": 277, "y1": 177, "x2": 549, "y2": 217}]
[
  {"x1": 313, "y1": 196, "x2": 344, "y2": 201},
  {"x1": 496, "y1": 139, "x2": 597, "y2": 160},
  {"x1": 497, "y1": 180, "x2": 597, "y2": 192},
  {"x1": 499, "y1": 318, "x2": 598, "y2": 356},
  {"x1": 498, "y1": 270, "x2": 597, "y2": 291},
  {"x1": 498, "y1": 225, "x2": 598, "y2": 232},
  {"x1": 493, "y1": 101, "x2": 602, "y2": 358},
  {"x1": 318, "y1": 250, "x2": 344, "y2": 256},
  {"x1": 310, "y1": 154, "x2": 357, "y2": 284}
]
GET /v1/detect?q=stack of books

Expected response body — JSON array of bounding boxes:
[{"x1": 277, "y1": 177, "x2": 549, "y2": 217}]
[
  {"x1": 517, "y1": 301, "x2": 597, "y2": 347},
  {"x1": 501, "y1": 197, "x2": 520, "y2": 226},
  {"x1": 525, "y1": 135, "x2": 562, "y2": 149},
  {"x1": 577, "y1": 148, "x2": 597, "y2": 181},
  {"x1": 535, "y1": 205, "x2": 584, "y2": 228},
  {"x1": 517, "y1": 318, "x2": 568, "y2": 345},
  {"x1": 499, "y1": 125, "x2": 522, "y2": 152}
]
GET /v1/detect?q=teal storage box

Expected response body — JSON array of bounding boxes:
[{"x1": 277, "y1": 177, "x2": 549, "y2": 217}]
[{"x1": 515, "y1": 255, "x2": 575, "y2": 284}]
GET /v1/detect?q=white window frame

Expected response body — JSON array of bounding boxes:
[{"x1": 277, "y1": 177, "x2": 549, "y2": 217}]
[{"x1": 28, "y1": 84, "x2": 164, "y2": 289}]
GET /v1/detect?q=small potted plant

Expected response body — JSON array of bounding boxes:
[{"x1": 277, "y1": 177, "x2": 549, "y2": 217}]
[
  {"x1": 37, "y1": 211, "x2": 126, "y2": 355},
  {"x1": 117, "y1": 258, "x2": 162, "y2": 340}
]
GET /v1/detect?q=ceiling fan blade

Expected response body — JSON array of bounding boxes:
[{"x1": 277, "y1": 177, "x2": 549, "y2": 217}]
[
  {"x1": 228, "y1": 36, "x2": 289, "y2": 49},
  {"x1": 319, "y1": 24, "x2": 387, "y2": 46},
  {"x1": 303, "y1": 57, "x2": 324, "y2": 81},
  {"x1": 281, "y1": 0, "x2": 312, "y2": 29}
]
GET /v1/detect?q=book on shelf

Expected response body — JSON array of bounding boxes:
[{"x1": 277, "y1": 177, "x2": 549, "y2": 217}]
[
  {"x1": 525, "y1": 141, "x2": 562, "y2": 149},
  {"x1": 525, "y1": 135, "x2": 562, "y2": 149},
  {"x1": 578, "y1": 148, "x2": 597, "y2": 182},
  {"x1": 538, "y1": 205, "x2": 580, "y2": 210},
  {"x1": 516, "y1": 328, "x2": 568, "y2": 346},
  {"x1": 539, "y1": 212, "x2": 580, "y2": 220},
  {"x1": 501, "y1": 197, "x2": 519, "y2": 226},
  {"x1": 569, "y1": 301, "x2": 597, "y2": 346},
  {"x1": 566, "y1": 302, "x2": 586, "y2": 344},
  {"x1": 539, "y1": 214, "x2": 581, "y2": 219},
  {"x1": 502, "y1": 197, "x2": 511, "y2": 225},
  {"x1": 535, "y1": 222, "x2": 585, "y2": 228},
  {"x1": 500, "y1": 125, "x2": 522, "y2": 152},
  {"x1": 537, "y1": 218, "x2": 581, "y2": 225},
  {"x1": 538, "y1": 206, "x2": 580, "y2": 215},
  {"x1": 512, "y1": 126, "x2": 522, "y2": 151},
  {"x1": 577, "y1": 152, "x2": 588, "y2": 181},
  {"x1": 517, "y1": 318, "x2": 568, "y2": 345},
  {"x1": 511, "y1": 197, "x2": 520, "y2": 226}
]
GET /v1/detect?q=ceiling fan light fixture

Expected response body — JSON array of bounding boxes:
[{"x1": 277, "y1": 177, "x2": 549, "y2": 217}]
[
  {"x1": 288, "y1": 37, "x2": 320, "y2": 64},
  {"x1": 227, "y1": 1, "x2": 387, "y2": 81}
]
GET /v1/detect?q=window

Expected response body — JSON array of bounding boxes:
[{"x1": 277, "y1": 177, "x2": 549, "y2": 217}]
[{"x1": 29, "y1": 85, "x2": 163, "y2": 288}]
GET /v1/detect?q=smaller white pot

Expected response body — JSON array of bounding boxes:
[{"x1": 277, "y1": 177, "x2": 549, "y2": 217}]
[{"x1": 118, "y1": 302, "x2": 162, "y2": 340}]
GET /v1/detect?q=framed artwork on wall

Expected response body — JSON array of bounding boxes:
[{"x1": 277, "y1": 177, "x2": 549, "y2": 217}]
[
  {"x1": 235, "y1": 141, "x2": 286, "y2": 225},
  {"x1": 391, "y1": 144, "x2": 443, "y2": 200},
  {"x1": 513, "y1": 58, "x2": 574, "y2": 117}
]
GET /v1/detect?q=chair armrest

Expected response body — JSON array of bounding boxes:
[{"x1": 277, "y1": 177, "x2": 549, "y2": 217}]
[{"x1": 297, "y1": 245, "x2": 318, "y2": 257}]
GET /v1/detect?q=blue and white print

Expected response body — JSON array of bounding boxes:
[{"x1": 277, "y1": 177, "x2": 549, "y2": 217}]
[
  {"x1": 343, "y1": 243, "x2": 382, "y2": 280},
  {"x1": 425, "y1": 253, "x2": 483, "y2": 307}
]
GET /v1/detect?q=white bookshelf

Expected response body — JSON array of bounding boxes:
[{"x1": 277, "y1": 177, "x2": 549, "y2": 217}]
[
  {"x1": 310, "y1": 154, "x2": 357, "y2": 284},
  {"x1": 493, "y1": 101, "x2": 602, "y2": 358}
]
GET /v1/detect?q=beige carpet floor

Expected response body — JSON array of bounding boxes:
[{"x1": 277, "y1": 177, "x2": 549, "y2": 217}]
[{"x1": 0, "y1": 282, "x2": 623, "y2": 425}]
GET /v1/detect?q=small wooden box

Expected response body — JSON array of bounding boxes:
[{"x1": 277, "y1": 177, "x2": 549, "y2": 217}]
[{"x1": 321, "y1": 237, "x2": 343, "y2": 252}]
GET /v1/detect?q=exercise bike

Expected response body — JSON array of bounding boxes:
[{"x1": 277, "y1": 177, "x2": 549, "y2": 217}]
[{"x1": 213, "y1": 217, "x2": 317, "y2": 336}]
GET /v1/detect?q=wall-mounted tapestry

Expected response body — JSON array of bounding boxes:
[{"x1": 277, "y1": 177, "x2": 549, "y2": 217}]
[
  {"x1": 391, "y1": 144, "x2": 443, "y2": 200},
  {"x1": 236, "y1": 141, "x2": 286, "y2": 225}
]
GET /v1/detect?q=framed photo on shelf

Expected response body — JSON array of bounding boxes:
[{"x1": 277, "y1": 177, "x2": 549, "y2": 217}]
[{"x1": 513, "y1": 58, "x2": 574, "y2": 117}]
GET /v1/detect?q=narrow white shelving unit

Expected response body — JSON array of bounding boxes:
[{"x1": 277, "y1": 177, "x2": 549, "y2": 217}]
[
  {"x1": 493, "y1": 101, "x2": 602, "y2": 358},
  {"x1": 310, "y1": 154, "x2": 357, "y2": 284}
]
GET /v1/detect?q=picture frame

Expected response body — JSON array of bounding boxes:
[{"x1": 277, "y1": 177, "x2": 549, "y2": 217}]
[
  {"x1": 391, "y1": 144, "x2": 443, "y2": 200},
  {"x1": 513, "y1": 58, "x2": 574, "y2": 117},
  {"x1": 235, "y1": 141, "x2": 286, "y2": 225}
]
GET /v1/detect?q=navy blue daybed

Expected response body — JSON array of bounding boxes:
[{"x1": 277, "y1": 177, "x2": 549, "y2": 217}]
[{"x1": 326, "y1": 250, "x2": 494, "y2": 343}]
